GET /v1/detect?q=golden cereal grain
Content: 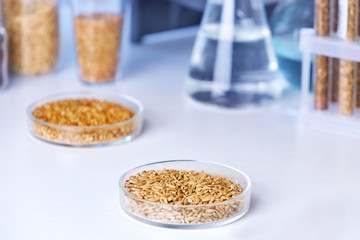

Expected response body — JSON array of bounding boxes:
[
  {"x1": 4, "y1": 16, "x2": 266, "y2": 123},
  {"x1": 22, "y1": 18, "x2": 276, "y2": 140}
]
[
  {"x1": 31, "y1": 99, "x2": 136, "y2": 144},
  {"x1": 314, "y1": 55, "x2": 329, "y2": 110},
  {"x1": 314, "y1": 0, "x2": 330, "y2": 110},
  {"x1": 124, "y1": 169, "x2": 247, "y2": 224},
  {"x1": 339, "y1": 60, "x2": 355, "y2": 115},
  {"x1": 1, "y1": 0, "x2": 59, "y2": 75},
  {"x1": 74, "y1": 14, "x2": 123, "y2": 83},
  {"x1": 315, "y1": 0, "x2": 330, "y2": 37},
  {"x1": 338, "y1": 0, "x2": 356, "y2": 115}
]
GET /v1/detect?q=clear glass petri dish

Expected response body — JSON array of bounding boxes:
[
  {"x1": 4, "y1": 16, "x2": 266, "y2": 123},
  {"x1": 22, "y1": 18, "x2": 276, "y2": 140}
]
[
  {"x1": 27, "y1": 92, "x2": 143, "y2": 147},
  {"x1": 119, "y1": 160, "x2": 251, "y2": 229}
]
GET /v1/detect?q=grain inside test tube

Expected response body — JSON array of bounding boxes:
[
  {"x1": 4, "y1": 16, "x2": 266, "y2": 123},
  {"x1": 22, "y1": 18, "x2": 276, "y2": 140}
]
[
  {"x1": 314, "y1": 0, "x2": 330, "y2": 110},
  {"x1": 338, "y1": 0, "x2": 356, "y2": 115}
]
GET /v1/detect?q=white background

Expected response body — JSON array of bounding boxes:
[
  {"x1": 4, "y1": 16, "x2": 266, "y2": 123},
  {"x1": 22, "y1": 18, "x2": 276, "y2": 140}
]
[{"x1": 1, "y1": 1, "x2": 360, "y2": 240}]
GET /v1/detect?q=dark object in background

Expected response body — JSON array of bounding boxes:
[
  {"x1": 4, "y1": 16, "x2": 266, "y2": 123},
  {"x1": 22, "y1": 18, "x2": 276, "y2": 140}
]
[
  {"x1": 131, "y1": 0, "x2": 277, "y2": 43},
  {"x1": 130, "y1": 0, "x2": 203, "y2": 43},
  {"x1": 0, "y1": 27, "x2": 8, "y2": 91}
]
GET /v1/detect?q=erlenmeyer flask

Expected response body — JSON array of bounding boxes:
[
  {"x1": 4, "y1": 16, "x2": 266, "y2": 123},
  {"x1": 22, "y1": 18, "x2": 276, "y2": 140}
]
[{"x1": 186, "y1": 0, "x2": 286, "y2": 108}]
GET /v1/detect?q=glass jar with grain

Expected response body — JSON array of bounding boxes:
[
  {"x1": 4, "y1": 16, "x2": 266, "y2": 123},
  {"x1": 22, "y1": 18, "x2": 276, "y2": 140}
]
[
  {"x1": 71, "y1": 0, "x2": 125, "y2": 84},
  {"x1": 0, "y1": 0, "x2": 59, "y2": 76}
]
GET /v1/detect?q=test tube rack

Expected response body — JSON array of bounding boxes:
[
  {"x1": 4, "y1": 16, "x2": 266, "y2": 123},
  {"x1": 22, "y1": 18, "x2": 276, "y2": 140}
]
[{"x1": 299, "y1": 28, "x2": 360, "y2": 136}]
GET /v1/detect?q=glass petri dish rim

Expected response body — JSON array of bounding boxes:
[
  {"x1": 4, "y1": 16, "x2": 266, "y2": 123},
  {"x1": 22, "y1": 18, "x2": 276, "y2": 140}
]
[
  {"x1": 119, "y1": 159, "x2": 252, "y2": 209},
  {"x1": 26, "y1": 91, "x2": 144, "y2": 131}
]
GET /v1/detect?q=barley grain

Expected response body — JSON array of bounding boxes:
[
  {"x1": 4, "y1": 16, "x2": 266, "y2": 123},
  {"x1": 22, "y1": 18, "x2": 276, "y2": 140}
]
[{"x1": 124, "y1": 169, "x2": 247, "y2": 224}]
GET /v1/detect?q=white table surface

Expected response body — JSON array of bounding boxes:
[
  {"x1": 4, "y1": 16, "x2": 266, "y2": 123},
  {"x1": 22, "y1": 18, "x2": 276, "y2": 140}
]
[{"x1": 1, "y1": 3, "x2": 360, "y2": 240}]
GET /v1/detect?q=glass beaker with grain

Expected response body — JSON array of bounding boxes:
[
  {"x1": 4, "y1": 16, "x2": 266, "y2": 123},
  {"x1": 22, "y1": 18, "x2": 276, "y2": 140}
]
[
  {"x1": 1, "y1": 0, "x2": 59, "y2": 76},
  {"x1": 71, "y1": 0, "x2": 125, "y2": 84}
]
